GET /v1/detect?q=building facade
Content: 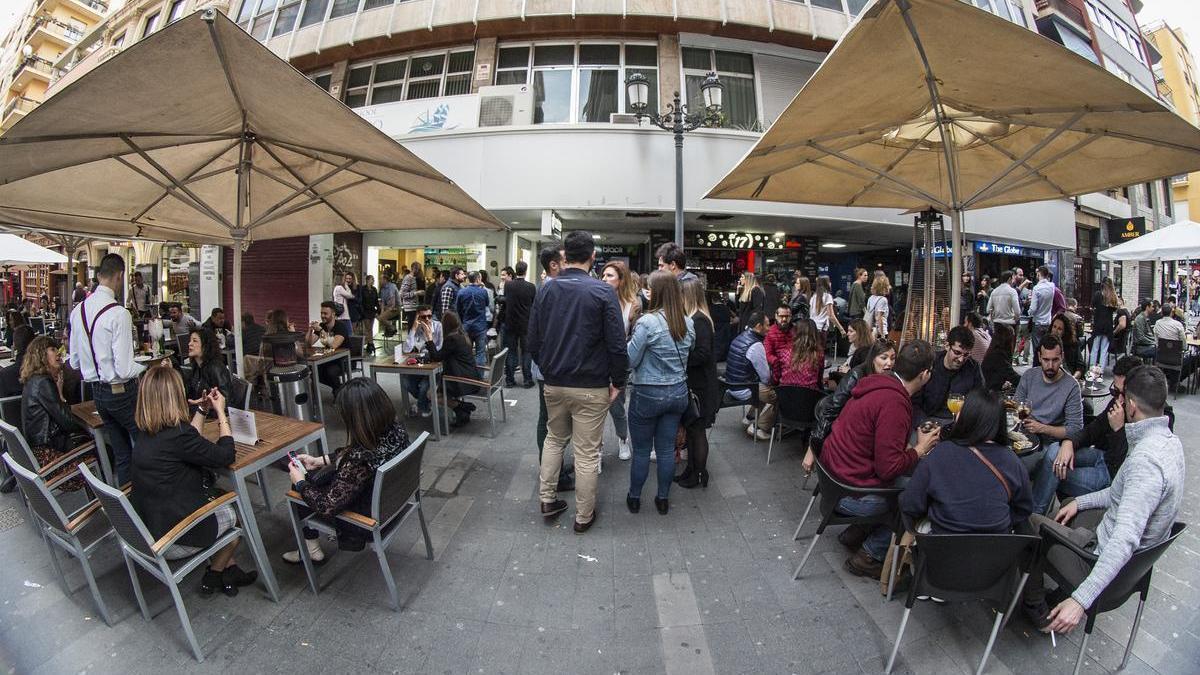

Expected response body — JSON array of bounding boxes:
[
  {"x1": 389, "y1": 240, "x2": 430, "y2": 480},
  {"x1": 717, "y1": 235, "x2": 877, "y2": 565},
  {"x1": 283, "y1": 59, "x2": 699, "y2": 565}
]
[
  {"x1": 0, "y1": 0, "x2": 112, "y2": 131},
  {"x1": 1144, "y1": 21, "x2": 1200, "y2": 223}
]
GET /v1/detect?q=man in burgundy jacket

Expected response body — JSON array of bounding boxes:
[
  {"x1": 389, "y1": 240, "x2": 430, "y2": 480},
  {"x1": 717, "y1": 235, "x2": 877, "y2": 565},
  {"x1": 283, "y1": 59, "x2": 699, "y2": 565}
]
[
  {"x1": 749, "y1": 306, "x2": 796, "y2": 439},
  {"x1": 820, "y1": 340, "x2": 940, "y2": 578}
]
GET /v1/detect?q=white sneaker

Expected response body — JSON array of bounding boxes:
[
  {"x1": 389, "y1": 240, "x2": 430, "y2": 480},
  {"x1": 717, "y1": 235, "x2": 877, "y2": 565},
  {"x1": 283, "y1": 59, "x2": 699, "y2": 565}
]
[
  {"x1": 650, "y1": 451, "x2": 657, "y2": 462},
  {"x1": 282, "y1": 538, "x2": 325, "y2": 565},
  {"x1": 618, "y1": 439, "x2": 631, "y2": 461},
  {"x1": 745, "y1": 423, "x2": 758, "y2": 437},
  {"x1": 753, "y1": 428, "x2": 771, "y2": 441}
]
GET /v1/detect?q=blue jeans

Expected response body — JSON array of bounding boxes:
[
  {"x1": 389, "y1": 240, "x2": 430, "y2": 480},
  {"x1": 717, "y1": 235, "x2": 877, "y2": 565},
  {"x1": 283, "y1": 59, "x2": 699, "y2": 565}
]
[
  {"x1": 627, "y1": 381, "x2": 687, "y2": 500},
  {"x1": 405, "y1": 375, "x2": 430, "y2": 413},
  {"x1": 1089, "y1": 335, "x2": 1110, "y2": 369},
  {"x1": 835, "y1": 494, "x2": 894, "y2": 561},
  {"x1": 470, "y1": 330, "x2": 488, "y2": 366},
  {"x1": 93, "y1": 380, "x2": 139, "y2": 485},
  {"x1": 1032, "y1": 443, "x2": 1111, "y2": 515}
]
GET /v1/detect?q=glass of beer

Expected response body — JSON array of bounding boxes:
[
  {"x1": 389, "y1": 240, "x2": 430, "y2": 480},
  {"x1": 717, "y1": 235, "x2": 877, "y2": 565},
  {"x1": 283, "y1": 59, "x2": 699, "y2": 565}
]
[{"x1": 947, "y1": 393, "x2": 965, "y2": 417}]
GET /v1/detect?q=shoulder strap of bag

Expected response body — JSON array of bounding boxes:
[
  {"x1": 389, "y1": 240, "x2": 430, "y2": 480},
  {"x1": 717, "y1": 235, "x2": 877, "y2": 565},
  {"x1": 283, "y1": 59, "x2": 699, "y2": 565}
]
[
  {"x1": 968, "y1": 445, "x2": 1013, "y2": 502},
  {"x1": 79, "y1": 300, "x2": 121, "y2": 379}
]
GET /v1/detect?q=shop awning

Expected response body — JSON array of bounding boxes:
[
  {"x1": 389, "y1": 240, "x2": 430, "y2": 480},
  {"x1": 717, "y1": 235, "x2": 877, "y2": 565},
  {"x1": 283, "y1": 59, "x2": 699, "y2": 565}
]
[{"x1": 1098, "y1": 220, "x2": 1200, "y2": 261}]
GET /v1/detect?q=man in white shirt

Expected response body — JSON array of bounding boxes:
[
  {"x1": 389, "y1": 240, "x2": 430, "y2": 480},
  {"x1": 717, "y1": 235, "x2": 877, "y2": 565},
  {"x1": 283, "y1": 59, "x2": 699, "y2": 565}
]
[
  {"x1": 1152, "y1": 300, "x2": 1186, "y2": 343},
  {"x1": 402, "y1": 305, "x2": 442, "y2": 417},
  {"x1": 987, "y1": 270, "x2": 1021, "y2": 329},
  {"x1": 1029, "y1": 265, "x2": 1056, "y2": 354},
  {"x1": 69, "y1": 254, "x2": 145, "y2": 484}
]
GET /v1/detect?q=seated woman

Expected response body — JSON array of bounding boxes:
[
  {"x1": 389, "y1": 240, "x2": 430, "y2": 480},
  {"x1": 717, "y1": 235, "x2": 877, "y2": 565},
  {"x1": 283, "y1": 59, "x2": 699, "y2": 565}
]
[
  {"x1": 778, "y1": 319, "x2": 825, "y2": 388},
  {"x1": 19, "y1": 336, "x2": 93, "y2": 486},
  {"x1": 1050, "y1": 313, "x2": 1085, "y2": 379},
  {"x1": 803, "y1": 340, "x2": 896, "y2": 474},
  {"x1": 981, "y1": 323, "x2": 1021, "y2": 393},
  {"x1": 900, "y1": 389, "x2": 1034, "y2": 534},
  {"x1": 185, "y1": 328, "x2": 233, "y2": 413},
  {"x1": 130, "y1": 366, "x2": 257, "y2": 596},
  {"x1": 285, "y1": 378, "x2": 411, "y2": 563},
  {"x1": 428, "y1": 312, "x2": 479, "y2": 427}
]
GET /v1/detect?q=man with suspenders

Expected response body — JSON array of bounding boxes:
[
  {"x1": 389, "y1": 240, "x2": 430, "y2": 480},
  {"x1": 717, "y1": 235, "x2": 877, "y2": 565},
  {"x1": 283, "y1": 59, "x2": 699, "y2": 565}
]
[{"x1": 69, "y1": 254, "x2": 144, "y2": 485}]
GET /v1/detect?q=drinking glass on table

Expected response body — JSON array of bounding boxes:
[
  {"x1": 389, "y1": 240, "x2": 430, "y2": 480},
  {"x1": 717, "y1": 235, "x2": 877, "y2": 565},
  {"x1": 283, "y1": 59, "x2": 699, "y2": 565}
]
[{"x1": 947, "y1": 393, "x2": 965, "y2": 417}]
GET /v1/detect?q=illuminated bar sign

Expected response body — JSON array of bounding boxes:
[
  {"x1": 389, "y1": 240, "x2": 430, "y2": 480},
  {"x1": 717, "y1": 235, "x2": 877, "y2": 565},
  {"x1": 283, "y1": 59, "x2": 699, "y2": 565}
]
[
  {"x1": 974, "y1": 240, "x2": 1042, "y2": 257},
  {"x1": 1105, "y1": 217, "x2": 1145, "y2": 243}
]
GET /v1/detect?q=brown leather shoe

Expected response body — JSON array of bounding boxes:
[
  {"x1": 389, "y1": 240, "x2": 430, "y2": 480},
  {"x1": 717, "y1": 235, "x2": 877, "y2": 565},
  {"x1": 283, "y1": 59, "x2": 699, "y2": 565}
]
[
  {"x1": 837, "y1": 524, "x2": 869, "y2": 552},
  {"x1": 844, "y1": 548, "x2": 884, "y2": 578},
  {"x1": 541, "y1": 500, "x2": 568, "y2": 518},
  {"x1": 573, "y1": 511, "x2": 596, "y2": 534}
]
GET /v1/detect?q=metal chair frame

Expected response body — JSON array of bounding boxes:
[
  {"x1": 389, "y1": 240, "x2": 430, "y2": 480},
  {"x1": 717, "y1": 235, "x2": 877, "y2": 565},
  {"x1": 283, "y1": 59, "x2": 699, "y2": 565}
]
[
  {"x1": 718, "y1": 376, "x2": 764, "y2": 445},
  {"x1": 884, "y1": 532, "x2": 1039, "y2": 675},
  {"x1": 285, "y1": 431, "x2": 434, "y2": 611},
  {"x1": 444, "y1": 348, "x2": 509, "y2": 438},
  {"x1": 765, "y1": 385, "x2": 822, "y2": 465},
  {"x1": 2, "y1": 453, "x2": 117, "y2": 626},
  {"x1": 1154, "y1": 337, "x2": 1184, "y2": 399},
  {"x1": 79, "y1": 463, "x2": 245, "y2": 662},
  {"x1": 792, "y1": 460, "x2": 905, "y2": 600}
]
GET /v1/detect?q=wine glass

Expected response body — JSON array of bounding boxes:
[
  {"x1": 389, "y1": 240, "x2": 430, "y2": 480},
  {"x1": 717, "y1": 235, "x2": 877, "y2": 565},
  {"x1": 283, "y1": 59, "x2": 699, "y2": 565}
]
[
  {"x1": 1017, "y1": 400, "x2": 1032, "y2": 423},
  {"x1": 947, "y1": 393, "x2": 965, "y2": 417}
]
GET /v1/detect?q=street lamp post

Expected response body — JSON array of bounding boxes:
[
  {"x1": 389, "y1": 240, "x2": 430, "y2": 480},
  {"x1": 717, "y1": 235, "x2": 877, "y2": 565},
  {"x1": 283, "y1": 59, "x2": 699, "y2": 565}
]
[{"x1": 626, "y1": 71, "x2": 723, "y2": 247}]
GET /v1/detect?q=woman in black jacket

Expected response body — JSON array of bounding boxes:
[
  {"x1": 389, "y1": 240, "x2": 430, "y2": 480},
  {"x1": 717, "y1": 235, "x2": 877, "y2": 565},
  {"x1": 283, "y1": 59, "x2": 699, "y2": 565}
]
[
  {"x1": 286, "y1": 377, "x2": 411, "y2": 563},
  {"x1": 735, "y1": 272, "x2": 765, "y2": 329},
  {"x1": 185, "y1": 328, "x2": 233, "y2": 413},
  {"x1": 981, "y1": 323, "x2": 1021, "y2": 393},
  {"x1": 802, "y1": 340, "x2": 896, "y2": 475},
  {"x1": 130, "y1": 365, "x2": 256, "y2": 597},
  {"x1": 19, "y1": 336, "x2": 92, "y2": 486},
  {"x1": 429, "y1": 311, "x2": 479, "y2": 427},
  {"x1": 677, "y1": 279, "x2": 721, "y2": 489}
]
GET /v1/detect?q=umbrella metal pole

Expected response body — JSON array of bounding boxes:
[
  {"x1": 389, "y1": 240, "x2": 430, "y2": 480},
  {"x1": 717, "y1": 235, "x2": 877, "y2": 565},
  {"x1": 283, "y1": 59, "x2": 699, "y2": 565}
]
[{"x1": 949, "y1": 209, "x2": 963, "y2": 327}]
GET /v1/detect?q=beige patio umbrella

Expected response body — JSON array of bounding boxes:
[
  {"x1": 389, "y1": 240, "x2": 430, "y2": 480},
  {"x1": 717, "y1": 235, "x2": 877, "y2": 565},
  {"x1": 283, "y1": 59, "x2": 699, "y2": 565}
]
[
  {"x1": 0, "y1": 9, "x2": 502, "y2": 370},
  {"x1": 706, "y1": 0, "x2": 1200, "y2": 326}
]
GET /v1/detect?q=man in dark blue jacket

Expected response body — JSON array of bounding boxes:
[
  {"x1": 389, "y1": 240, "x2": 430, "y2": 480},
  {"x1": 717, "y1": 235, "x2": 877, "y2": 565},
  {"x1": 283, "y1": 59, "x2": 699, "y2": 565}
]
[
  {"x1": 455, "y1": 272, "x2": 491, "y2": 366},
  {"x1": 528, "y1": 231, "x2": 627, "y2": 534}
]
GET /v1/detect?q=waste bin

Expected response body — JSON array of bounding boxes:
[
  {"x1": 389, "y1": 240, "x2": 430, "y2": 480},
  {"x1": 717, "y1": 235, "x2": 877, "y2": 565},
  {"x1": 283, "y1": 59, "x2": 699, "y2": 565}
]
[{"x1": 268, "y1": 364, "x2": 313, "y2": 422}]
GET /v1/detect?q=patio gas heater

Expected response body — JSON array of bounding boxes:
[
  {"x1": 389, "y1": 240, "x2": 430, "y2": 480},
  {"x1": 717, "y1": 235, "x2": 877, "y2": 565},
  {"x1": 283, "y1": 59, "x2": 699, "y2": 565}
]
[{"x1": 901, "y1": 208, "x2": 952, "y2": 347}]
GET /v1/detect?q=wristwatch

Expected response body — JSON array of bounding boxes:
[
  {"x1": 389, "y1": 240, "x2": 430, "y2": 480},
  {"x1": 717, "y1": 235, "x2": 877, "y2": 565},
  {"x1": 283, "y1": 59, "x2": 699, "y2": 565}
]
[{"x1": 293, "y1": 479, "x2": 309, "y2": 492}]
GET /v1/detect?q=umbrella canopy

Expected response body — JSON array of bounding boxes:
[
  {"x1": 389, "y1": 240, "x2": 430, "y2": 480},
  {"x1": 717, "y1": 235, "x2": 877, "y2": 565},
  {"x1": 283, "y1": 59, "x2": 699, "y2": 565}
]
[
  {"x1": 0, "y1": 233, "x2": 68, "y2": 266},
  {"x1": 706, "y1": 0, "x2": 1200, "y2": 322},
  {"x1": 0, "y1": 9, "x2": 501, "y2": 382},
  {"x1": 1098, "y1": 220, "x2": 1200, "y2": 262}
]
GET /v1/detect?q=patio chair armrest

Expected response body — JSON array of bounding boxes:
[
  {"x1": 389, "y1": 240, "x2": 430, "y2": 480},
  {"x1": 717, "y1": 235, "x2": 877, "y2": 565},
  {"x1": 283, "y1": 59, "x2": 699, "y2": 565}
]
[
  {"x1": 1040, "y1": 523, "x2": 1099, "y2": 565},
  {"x1": 285, "y1": 489, "x2": 304, "y2": 505},
  {"x1": 334, "y1": 510, "x2": 378, "y2": 530},
  {"x1": 65, "y1": 500, "x2": 104, "y2": 533},
  {"x1": 443, "y1": 375, "x2": 490, "y2": 389},
  {"x1": 37, "y1": 441, "x2": 97, "y2": 478},
  {"x1": 151, "y1": 492, "x2": 238, "y2": 554}
]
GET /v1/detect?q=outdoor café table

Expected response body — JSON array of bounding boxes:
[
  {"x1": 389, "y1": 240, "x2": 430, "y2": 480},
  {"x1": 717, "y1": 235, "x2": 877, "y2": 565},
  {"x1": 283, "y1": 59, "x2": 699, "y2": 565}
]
[
  {"x1": 1079, "y1": 375, "x2": 1111, "y2": 399},
  {"x1": 365, "y1": 355, "x2": 447, "y2": 441},
  {"x1": 62, "y1": 401, "x2": 117, "y2": 486},
  {"x1": 305, "y1": 348, "x2": 351, "y2": 422},
  {"x1": 72, "y1": 401, "x2": 328, "y2": 602}
]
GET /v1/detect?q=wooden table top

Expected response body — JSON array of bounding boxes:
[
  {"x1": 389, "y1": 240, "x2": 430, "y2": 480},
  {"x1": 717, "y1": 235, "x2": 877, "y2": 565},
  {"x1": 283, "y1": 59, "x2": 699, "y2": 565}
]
[
  {"x1": 71, "y1": 401, "x2": 324, "y2": 472},
  {"x1": 306, "y1": 348, "x2": 349, "y2": 364},
  {"x1": 369, "y1": 355, "x2": 442, "y2": 372}
]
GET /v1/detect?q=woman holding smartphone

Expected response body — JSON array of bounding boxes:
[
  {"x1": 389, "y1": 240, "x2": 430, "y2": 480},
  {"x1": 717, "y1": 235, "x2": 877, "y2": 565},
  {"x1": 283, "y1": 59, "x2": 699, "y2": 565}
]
[{"x1": 285, "y1": 378, "x2": 411, "y2": 563}]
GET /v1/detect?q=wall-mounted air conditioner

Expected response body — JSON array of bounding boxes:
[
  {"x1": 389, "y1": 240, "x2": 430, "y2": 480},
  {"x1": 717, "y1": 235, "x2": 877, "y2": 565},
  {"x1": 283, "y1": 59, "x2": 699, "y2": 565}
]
[{"x1": 478, "y1": 84, "x2": 534, "y2": 127}]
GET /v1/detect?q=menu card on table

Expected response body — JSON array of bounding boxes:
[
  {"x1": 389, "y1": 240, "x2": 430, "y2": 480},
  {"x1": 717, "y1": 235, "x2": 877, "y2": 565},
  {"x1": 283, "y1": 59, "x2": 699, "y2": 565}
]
[{"x1": 228, "y1": 407, "x2": 258, "y2": 445}]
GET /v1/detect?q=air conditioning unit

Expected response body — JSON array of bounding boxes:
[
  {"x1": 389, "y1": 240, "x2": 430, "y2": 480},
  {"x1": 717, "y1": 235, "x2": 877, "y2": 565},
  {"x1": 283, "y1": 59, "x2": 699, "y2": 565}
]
[{"x1": 478, "y1": 84, "x2": 534, "y2": 127}]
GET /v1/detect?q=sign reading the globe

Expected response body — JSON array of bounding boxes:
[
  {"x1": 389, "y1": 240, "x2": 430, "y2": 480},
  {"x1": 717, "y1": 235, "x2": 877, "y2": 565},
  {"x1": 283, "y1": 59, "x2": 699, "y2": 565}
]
[
  {"x1": 974, "y1": 240, "x2": 1040, "y2": 257},
  {"x1": 1105, "y1": 217, "x2": 1146, "y2": 243}
]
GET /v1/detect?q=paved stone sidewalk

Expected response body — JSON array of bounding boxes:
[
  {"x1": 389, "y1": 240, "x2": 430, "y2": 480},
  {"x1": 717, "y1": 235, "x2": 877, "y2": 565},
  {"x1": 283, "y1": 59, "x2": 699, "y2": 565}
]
[{"x1": 1, "y1": 377, "x2": 1197, "y2": 674}]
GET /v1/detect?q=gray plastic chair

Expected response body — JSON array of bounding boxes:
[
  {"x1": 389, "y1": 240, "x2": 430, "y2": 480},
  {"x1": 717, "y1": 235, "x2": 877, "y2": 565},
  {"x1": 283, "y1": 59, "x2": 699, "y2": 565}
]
[
  {"x1": 0, "y1": 418, "x2": 106, "y2": 506},
  {"x1": 2, "y1": 453, "x2": 116, "y2": 626},
  {"x1": 444, "y1": 348, "x2": 509, "y2": 438},
  {"x1": 78, "y1": 463, "x2": 245, "y2": 662},
  {"x1": 285, "y1": 431, "x2": 433, "y2": 611}
]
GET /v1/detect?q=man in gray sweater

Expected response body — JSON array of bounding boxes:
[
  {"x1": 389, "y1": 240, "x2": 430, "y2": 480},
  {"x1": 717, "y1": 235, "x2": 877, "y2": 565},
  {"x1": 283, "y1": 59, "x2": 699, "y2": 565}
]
[
  {"x1": 1022, "y1": 365, "x2": 1184, "y2": 632},
  {"x1": 1015, "y1": 335, "x2": 1083, "y2": 475}
]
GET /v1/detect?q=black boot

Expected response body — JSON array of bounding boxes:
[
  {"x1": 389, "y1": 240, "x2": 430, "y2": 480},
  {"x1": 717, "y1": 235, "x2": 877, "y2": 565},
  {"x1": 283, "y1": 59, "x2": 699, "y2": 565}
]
[
  {"x1": 220, "y1": 565, "x2": 258, "y2": 597},
  {"x1": 674, "y1": 466, "x2": 694, "y2": 485},
  {"x1": 677, "y1": 470, "x2": 709, "y2": 489},
  {"x1": 199, "y1": 567, "x2": 222, "y2": 597}
]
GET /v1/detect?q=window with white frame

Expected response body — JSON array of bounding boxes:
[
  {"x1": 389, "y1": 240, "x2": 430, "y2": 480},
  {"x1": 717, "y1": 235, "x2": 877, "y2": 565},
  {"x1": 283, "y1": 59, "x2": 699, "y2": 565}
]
[
  {"x1": 329, "y1": 0, "x2": 359, "y2": 20},
  {"x1": 249, "y1": 0, "x2": 276, "y2": 40},
  {"x1": 1085, "y1": 1, "x2": 1146, "y2": 65},
  {"x1": 300, "y1": 0, "x2": 329, "y2": 28},
  {"x1": 273, "y1": 1, "x2": 300, "y2": 37},
  {"x1": 343, "y1": 48, "x2": 475, "y2": 108},
  {"x1": 308, "y1": 71, "x2": 332, "y2": 92},
  {"x1": 112, "y1": 31, "x2": 125, "y2": 48},
  {"x1": 141, "y1": 11, "x2": 161, "y2": 38},
  {"x1": 682, "y1": 47, "x2": 758, "y2": 131},
  {"x1": 363, "y1": 0, "x2": 394, "y2": 10},
  {"x1": 493, "y1": 42, "x2": 658, "y2": 124}
]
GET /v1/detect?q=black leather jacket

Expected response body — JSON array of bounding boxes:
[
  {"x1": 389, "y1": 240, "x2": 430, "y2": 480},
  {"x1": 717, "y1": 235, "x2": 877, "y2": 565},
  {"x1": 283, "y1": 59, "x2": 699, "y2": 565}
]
[
  {"x1": 186, "y1": 358, "x2": 233, "y2": 412},
  {"x1": 21, "y1": 374, "x2": 85, "y2": 453},
  {"x1": 810, "y1": 363, "x2": 870, "y2": 450}
]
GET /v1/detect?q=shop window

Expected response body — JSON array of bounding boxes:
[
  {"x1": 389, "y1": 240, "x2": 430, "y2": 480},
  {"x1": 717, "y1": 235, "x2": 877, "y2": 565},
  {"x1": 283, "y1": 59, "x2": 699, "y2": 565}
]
[{"x1": 683, "y1": 48, "x2": 759, "y2": 131}]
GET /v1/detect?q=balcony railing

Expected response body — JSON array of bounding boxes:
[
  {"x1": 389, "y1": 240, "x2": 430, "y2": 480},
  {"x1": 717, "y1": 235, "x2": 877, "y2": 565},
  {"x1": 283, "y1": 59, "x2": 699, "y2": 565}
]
[
  {"x1": 27, "y1": 16, "x2": 86, "y2": 43},
  {"x1": 67, "y1": 0, "x2": 108, "y2": 13},
  {"x1": 12, "y1": 56, "x2": 55, "y2": 83},
  {"x1": 1035, "y1": 0, "x2": 1087, "y2": 30},
  {"x1": 2, "y1": 96, "x2": 40, "y2": 120}
]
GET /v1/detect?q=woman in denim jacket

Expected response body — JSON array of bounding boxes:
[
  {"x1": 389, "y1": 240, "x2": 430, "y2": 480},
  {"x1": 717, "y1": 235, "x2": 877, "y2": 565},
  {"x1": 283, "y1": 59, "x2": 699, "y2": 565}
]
[{"x1": 626, "y1": 271, "x2": 694, "y2": 515}]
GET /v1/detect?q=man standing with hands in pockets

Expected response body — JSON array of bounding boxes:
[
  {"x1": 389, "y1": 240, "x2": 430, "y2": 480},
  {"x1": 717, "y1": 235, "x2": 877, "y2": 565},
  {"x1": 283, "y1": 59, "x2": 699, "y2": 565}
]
[
  {"x1": 528, "y1": 231, "x2": 627, "y2": 534},
  {"x1": 69, "y1": 253, "x2": 144, "y2": 485}
]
